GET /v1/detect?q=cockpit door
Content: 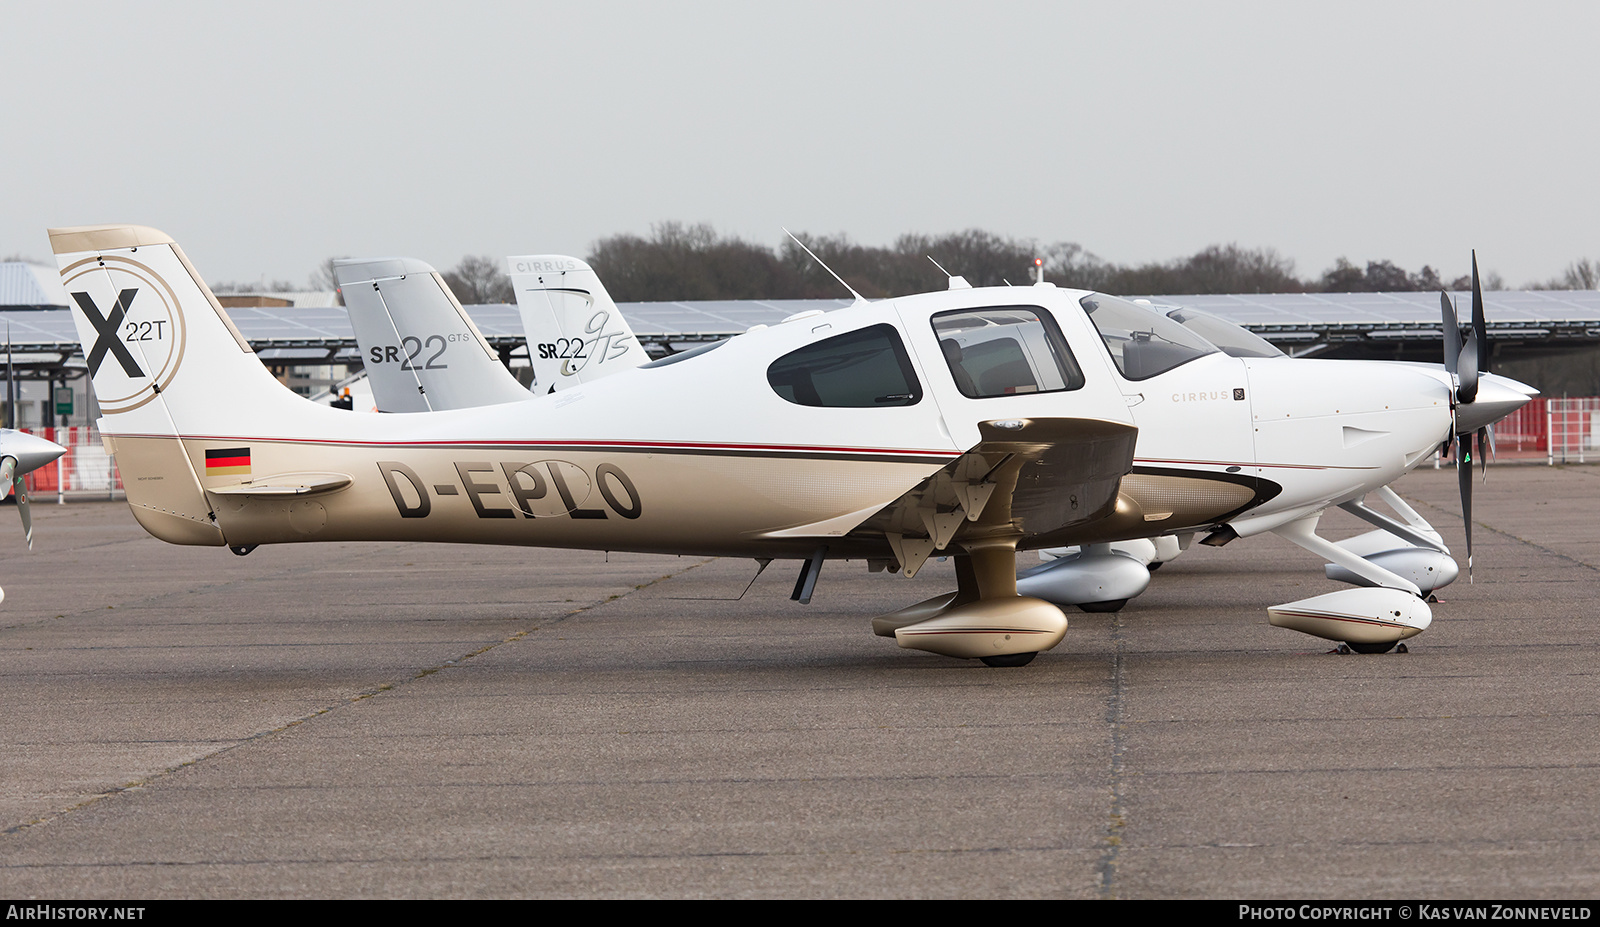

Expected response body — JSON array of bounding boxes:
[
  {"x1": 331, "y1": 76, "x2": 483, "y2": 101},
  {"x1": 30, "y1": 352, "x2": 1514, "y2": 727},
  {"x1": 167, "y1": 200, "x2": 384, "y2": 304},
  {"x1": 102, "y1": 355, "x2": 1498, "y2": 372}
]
[{"x1": 893, "y1": 296, "x2": 1134, "y2": 450}]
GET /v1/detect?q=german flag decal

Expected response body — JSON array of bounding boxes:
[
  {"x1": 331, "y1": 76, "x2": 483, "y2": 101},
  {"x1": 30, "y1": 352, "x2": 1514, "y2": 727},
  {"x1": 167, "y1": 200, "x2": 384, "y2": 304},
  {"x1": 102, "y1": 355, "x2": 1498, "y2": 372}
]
[{"x1": 205, "y1": 447, "x2": 251, "y2": 476}]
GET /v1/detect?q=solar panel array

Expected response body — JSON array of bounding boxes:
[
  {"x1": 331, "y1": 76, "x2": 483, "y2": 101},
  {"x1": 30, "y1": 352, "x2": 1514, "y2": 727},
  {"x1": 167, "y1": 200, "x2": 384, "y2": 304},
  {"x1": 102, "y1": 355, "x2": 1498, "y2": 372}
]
[
  {"x1": 3, "y1": 290, "x2": 1598, "y2": 366},
  {"x1": 1150, "y1": 290, "x2": 1600, "y2": 332}
]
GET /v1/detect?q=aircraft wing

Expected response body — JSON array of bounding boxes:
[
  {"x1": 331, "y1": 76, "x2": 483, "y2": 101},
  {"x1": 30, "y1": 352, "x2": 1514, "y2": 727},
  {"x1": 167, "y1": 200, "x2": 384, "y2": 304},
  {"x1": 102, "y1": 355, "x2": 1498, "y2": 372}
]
[{"x1": 848, "y1": 417, "x2": 1139, "y2": 577}]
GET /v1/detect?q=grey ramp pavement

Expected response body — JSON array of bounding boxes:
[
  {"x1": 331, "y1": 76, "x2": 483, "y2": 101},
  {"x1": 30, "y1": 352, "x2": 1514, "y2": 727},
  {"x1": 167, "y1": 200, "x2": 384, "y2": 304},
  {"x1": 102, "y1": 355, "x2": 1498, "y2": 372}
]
[{"x1": 0, "y1": 464, "x2": 1596, "y2": 897}]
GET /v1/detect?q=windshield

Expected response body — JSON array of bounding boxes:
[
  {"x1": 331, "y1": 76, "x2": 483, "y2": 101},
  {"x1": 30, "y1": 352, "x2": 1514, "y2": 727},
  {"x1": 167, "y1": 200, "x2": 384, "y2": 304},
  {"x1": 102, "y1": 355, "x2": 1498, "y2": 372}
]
[
  {"x1": 1080, "y1": 294, "x2": 1219, "y2": 379},
  {"x1": 1165, "y1": 307, "x2": 1284, "y2": 359}
]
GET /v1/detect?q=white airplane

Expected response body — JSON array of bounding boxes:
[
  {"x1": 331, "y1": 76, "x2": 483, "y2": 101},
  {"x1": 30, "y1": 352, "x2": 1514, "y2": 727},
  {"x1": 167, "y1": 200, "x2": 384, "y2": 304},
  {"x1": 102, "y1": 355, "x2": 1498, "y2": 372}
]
[
  {"x1": 335, "y1": 255, "x2": 1486, "y2": 618},
  {"x1": 0, "y1": 339, "x2": 69, "y2": 572},
  {"x1": 51, "y1": 225, "x2": 1534, "y2": 665},
  {"x1": 0, "y1": 428, "x2": 66, "y2": 543},
  {"x1": 0, "y1": 426, "x2": 68, "y2": 602}
]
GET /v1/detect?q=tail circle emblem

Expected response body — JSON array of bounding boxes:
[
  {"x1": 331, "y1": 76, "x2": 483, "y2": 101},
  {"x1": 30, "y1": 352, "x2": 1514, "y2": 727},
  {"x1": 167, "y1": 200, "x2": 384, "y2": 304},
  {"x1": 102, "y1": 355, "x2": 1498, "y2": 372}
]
[{"x1": 61, "y1": 255, "x2": 187, "y2": 413}]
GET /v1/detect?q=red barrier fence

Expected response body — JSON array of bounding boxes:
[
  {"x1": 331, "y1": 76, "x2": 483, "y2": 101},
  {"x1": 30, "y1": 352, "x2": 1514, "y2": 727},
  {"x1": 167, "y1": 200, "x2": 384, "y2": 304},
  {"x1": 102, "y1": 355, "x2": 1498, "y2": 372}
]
[
  {"x1": 1546, "y1": 397, "x2": 1600, "y2": 464},
  {"x1": 17, "y1": 427, "x2": 121, "y2": 500}
]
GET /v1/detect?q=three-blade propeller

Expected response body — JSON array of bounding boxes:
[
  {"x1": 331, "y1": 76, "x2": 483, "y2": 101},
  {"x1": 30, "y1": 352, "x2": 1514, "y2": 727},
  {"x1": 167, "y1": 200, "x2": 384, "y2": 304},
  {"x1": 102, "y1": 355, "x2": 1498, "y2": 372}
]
[
  {"x1": 3, "y1": 327, "x2": 35, "y2": 550},
  {"x1": 1439, "y1": 252, "x2": 1491, "y2": 581}
]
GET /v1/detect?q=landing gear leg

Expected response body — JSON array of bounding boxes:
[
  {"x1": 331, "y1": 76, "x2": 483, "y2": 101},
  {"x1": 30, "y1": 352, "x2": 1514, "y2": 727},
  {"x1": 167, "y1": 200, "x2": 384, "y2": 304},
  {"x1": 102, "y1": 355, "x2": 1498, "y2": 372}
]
[{"x1": 874, "y1": 536, "x2": 1064, "y2": 665}]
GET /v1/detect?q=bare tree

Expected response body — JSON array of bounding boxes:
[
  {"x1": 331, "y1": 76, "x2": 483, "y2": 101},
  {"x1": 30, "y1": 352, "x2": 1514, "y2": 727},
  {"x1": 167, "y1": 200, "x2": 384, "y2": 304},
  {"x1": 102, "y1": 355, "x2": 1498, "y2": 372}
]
[
  {"x1": 591, "y1": 222, "x2": 794, "y2": 301},
  {"x1": 1317, "y1": 257, "x2": 1497, "y2": 293},
  {"x1": 443, "y1": 255, "x2": 513, "y2": 304},
  {"x1": 309, "y1": 256, "x2": 349, "y2": 305},
  {"x1": 1565, "y1": 260, "x2": 1600, "y2": 289},
  {"x1": 1530, "y1": 259, "x2": 1599, "y2": 290}
]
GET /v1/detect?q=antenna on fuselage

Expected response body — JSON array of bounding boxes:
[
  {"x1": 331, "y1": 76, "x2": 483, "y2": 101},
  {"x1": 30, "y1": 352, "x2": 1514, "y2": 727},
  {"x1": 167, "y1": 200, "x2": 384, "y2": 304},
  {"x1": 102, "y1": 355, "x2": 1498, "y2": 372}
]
[
  {"x1": 783, "y1": 229, "x2": 865, "y2": 304},
  {"x1": 925, "y1": 256, "x2": 970, "y2": 290}
]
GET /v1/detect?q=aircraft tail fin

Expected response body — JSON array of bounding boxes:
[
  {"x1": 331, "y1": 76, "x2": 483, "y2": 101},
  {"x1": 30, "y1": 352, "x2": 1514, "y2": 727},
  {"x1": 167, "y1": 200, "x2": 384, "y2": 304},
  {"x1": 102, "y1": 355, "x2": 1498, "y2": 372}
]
[
  {"x1": 507, "y1": 255, "x2": 646, "y2": 394},
  {"x1": 334, "y1": 257, "x2": 531, "y2": 412},
  {"x1": 49, "y1": 225, "x2": 308, "y2": 544}
]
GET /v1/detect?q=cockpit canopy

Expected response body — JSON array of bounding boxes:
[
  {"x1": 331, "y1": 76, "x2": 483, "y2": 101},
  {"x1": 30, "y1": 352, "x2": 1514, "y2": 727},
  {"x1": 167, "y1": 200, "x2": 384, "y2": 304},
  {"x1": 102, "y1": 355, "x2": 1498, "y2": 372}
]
[{"x1": 1080, "y1": 294, "x2": 1221, "y2": 379}]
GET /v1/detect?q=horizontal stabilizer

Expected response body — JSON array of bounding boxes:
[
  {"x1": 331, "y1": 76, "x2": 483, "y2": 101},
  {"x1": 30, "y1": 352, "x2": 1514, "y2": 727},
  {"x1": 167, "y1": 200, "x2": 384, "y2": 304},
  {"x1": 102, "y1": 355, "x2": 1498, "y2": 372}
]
[{"x1": 206, "y1": 473, "x2": 353, "y2": 497}]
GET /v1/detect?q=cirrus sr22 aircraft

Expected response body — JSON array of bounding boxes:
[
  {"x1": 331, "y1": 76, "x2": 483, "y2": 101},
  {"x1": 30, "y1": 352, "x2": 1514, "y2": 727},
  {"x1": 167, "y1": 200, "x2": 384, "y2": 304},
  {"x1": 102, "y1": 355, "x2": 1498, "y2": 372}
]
[{"x1": 52, "y1": 225, "x2": 1533, "y2": 666}]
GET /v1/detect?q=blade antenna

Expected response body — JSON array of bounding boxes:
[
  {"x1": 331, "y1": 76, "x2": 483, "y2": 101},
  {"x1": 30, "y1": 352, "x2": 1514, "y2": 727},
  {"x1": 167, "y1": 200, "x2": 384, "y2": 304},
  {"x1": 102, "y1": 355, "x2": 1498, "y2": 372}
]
[{"x1": 783, "y1": 229, "x2": 864, "y2": 303}]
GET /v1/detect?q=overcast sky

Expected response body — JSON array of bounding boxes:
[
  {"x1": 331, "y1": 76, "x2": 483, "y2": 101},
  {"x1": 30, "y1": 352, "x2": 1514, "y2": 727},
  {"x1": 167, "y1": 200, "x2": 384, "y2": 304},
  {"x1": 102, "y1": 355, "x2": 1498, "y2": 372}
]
[{"x1": 4, "y1": 1, "x2": 1597, "y2": 288}]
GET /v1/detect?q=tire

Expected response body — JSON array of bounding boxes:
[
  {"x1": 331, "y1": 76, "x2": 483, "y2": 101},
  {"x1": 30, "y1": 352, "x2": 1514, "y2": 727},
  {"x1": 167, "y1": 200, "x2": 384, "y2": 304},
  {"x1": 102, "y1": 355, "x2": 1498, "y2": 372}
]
[
  {"x1": 1345, "y1": 640, "x2": 1397, "y2": 654},
  {"x1": 981, "y1": 651, "x2": 1038, "y2": 667},
  {"x1": 1077, "y1": 599, "x2": 1127, "y2": 613}
]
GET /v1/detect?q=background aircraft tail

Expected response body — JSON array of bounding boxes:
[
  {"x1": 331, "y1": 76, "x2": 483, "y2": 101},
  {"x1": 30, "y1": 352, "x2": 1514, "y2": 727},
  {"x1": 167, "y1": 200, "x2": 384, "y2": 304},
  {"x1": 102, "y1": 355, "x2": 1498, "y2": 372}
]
[
  {"x1": 335, "y1": 257, "x2": 531, "y2": 412},
  {"x1": 508, "y1": 255, "x2": 646, "y2": 393}
]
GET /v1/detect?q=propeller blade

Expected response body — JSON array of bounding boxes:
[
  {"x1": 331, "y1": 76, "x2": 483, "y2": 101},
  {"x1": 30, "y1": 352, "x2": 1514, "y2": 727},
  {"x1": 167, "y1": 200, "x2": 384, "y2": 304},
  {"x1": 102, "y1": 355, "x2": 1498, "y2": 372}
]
[
  {"x1": 1479, "y1": 425, "x2": 1490, "y2": 483},
  {"x1": 17, "y1": 476, "x2": 32, "y2": 551},
  {"x1": 1440, "y1": 291, "x2": 1461, "y2": 378},
  {"x1": 1471, "y1": 251, "x2": 1489, "y2": 374},
  {"x1": 6, "y1": 325, "x2": 13, "y2": 432},
  {"x1": 0, "y1": 456, "x2": 12, "y2": 503},
  {"x1": 1457, "y1": 336, "x2": 1480, "y2": 405},
  {"x1": 1457, "y1": 433, "x2": 1473, "y2": 583}
]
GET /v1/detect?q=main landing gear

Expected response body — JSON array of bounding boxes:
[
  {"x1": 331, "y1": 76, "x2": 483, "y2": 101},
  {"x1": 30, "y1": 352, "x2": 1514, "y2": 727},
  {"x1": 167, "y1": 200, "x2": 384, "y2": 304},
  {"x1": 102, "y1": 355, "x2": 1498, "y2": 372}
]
[{"x1": 872, "y1": 538, "x2": 1067, "y2": 667}]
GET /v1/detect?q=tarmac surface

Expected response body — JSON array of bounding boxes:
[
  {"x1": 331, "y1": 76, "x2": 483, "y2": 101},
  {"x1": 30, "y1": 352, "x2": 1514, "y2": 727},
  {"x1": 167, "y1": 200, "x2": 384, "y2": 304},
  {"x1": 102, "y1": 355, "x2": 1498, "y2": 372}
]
[{"x1": 0, "y1": 463, "x2": 1596, "y2": 899}]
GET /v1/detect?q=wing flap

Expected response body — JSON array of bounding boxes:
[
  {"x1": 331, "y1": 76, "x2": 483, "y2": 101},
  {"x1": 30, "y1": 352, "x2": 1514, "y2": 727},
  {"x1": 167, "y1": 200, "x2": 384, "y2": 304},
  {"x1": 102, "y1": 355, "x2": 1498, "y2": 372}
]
[{"x1": 854, "y1": 417, "x2": 1138, "y2": 576}]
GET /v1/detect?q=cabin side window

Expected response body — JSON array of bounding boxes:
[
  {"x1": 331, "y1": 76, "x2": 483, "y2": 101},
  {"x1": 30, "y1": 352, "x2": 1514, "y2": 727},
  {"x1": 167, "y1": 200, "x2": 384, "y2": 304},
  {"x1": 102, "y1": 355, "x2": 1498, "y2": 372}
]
[
  {"x1": 767, "y1": 324, "x2": 922, "y2": 408},
  {"x1": 931, "y1": 306, "x2": 1085, "y2": 398}
]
